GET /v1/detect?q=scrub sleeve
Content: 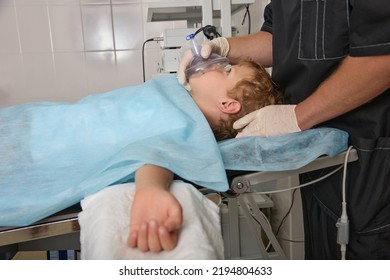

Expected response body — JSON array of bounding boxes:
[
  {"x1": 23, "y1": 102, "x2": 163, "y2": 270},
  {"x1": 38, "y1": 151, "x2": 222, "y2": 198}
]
[{"x1": 262, "y1": 0, "x2": 390, "y2": 259}]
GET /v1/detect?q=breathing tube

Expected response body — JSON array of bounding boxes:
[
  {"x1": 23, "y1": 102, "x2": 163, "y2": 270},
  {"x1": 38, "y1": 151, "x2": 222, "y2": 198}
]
[{"x1": 184, "y1": 33, "x2": 229, "y2": 80}]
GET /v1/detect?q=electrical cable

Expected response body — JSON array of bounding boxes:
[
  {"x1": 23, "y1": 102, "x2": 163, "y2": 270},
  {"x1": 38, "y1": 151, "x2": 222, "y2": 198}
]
[
  {"x1": 257, "y1": 165, "x2": 341, "y2": 236},
  {"x1": 248, "y1": 165, "x2": 340, "y2": 251},
  {"x1": 241, "y1": 4, "x2": 251, "y2": 34},
  {"x1": 337, "y1": 145, "x2": 354, "y2": 260},
  {"x1": 194, "y1": 25, "x2": 221, "y2": 40},
  {"x1": 220, "y1": 149, "x2": 354, "y2": 255},
  {"x1": 278, "y1": 237, "x2": 304, "y2": 243},
  {"x1": 248, "y1": 147, "x2": 354, "y2": 254},
  {"x1": 142, "y1": 37, "x2": 163, "y2": 82},
  {"x1": 274, "y1": 189, "x2": 297, "y2": 237},
  {"x1": 254, "y1": 164, "x2": 344, "y2": 195}
]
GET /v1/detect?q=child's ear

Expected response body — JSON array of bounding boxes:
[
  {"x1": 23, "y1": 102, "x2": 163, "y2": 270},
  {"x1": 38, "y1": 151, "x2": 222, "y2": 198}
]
[{"x1": 217, "y1": 99, "x2": 241, "y2": 114}]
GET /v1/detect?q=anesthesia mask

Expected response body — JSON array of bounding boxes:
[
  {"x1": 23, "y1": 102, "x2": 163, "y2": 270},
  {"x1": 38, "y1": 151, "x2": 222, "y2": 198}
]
[{"x1": 184, "y1": 33, "x2": 230, "y2": 80}]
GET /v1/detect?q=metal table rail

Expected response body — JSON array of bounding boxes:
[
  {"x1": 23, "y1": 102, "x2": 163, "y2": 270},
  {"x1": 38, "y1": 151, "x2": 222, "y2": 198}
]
[{"x1": 0, "y1": 205, "x2": 81, "y2": 254}]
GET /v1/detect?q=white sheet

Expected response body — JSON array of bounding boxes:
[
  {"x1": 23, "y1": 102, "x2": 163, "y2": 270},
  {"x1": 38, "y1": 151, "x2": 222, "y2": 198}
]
[{"x1": 78, "y1": 181, "x2": 224, "y2": 259}]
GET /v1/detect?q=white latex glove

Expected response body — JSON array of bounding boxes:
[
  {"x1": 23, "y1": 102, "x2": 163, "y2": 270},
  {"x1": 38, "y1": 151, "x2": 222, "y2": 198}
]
[
  {"x1": 233, "y1": 105, "x2": 301, "y2": 137},
  {"x1": 199, "y1": 37, "x2": 230, "y2": 60},
  {"x1": 177, "y1": 37, "x2": 230, "y2": 89}
]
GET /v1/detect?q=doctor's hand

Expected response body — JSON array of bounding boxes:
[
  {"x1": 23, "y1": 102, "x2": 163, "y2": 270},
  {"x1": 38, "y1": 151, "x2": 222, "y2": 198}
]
[
  {"x1": 234, "y1": 105, "x2": 301, "y2": 137},
  {"x1": 128, "y1": 187, "x2": 183, "y2": 252},
  {"x1": 177, "y1": 37, "x2": 230, "y2": 88}
]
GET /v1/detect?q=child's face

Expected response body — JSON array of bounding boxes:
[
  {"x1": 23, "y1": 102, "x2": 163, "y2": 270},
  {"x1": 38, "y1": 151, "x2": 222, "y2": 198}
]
[
  {"x1": 189, "y1": 64, "x2": 253, "y2": 127},
  {"x1": 189, "y1": 64, "x2": 242, "y2": 93}
]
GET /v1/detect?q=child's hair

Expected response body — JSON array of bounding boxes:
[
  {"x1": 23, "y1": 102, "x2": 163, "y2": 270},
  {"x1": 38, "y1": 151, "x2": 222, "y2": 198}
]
[{"x1": 212, "y1": 61, "x2": 283, "y2": 141}]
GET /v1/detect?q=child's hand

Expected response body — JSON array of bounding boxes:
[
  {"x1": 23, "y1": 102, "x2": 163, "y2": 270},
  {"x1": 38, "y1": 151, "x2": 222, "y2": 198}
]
[{"x1": 127, "y1": 186, "x2": 183, "y2": 252}]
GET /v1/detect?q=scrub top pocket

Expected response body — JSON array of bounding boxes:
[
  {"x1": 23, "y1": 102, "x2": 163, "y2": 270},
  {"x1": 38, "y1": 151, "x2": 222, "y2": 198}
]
[
  {"x1": 350, "y1": 136, "x2": 390, "y2": 236},
  {"x1": 299, "y1": 0, "x2": 350, "y2": 60}
]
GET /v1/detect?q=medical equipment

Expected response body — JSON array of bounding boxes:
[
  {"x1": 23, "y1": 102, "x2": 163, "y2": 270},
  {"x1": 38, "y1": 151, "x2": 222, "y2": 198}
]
[
  {"x1": 336, "y1": 146, "x2": 354, "y2": 260},
  {"x1": 160, "y1": 28, "x2": 199, "y2": 74},
  {"x1": 158, "y1": 27, "x2": 222, "y2": 74},
  {"x1": 146, "y1": 0, "x2": 254, "y2": 74},
  {"x1": 146, "y1": 0, "x2": 255, "y2": 37},
  {"x1": 184, "y1": 33, "x2": 229, "y2": 79},
  {"x1": 143, "y1": 26, "x2": 221, "y2": 78},
  {"x1": 163, "y1": 28, "x2": 200, "y2": 49},
  {"x1": 223, "y1": 148, "x2": 357, "y2": 259}
]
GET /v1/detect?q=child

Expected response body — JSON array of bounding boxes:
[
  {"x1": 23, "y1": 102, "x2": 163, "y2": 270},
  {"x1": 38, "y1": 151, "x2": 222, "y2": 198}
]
[
  {"x1": 128, "y1": 61, "x2": 282, "y2": 252},
  {"x1": 0, "y1": 60, "x2": 280, "y2": 254},
  {"x1": 190, "y1": 61, "x2": 282, "y2": 140}
]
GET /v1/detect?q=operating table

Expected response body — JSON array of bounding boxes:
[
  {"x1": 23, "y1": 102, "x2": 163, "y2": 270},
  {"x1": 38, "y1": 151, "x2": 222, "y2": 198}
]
[{"x1": 0, "y1": 148, "x2": 358, "y2": 260}]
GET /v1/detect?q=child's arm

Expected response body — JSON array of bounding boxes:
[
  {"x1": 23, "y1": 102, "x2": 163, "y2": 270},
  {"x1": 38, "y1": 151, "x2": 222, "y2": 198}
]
[{"x1": 127, "y1": 164, "x2": 183, "y2": 252}]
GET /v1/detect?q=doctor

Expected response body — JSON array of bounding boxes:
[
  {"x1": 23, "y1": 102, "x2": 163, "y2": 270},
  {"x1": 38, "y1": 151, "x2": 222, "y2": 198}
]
[{"x1": 178, "y1": 0, "x2": 390, "y2": 259}]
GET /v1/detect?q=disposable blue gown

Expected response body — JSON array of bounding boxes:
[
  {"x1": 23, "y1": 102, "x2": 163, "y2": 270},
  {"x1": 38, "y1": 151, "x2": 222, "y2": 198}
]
[{"x1": 0, "y1": 75, "x2": 228, "y2": 226}]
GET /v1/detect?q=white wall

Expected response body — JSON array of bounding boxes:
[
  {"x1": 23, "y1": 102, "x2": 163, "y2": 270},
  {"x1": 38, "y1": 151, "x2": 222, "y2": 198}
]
[{"x1": 0, "y1": 0, "x2": 268, "y2": 107}]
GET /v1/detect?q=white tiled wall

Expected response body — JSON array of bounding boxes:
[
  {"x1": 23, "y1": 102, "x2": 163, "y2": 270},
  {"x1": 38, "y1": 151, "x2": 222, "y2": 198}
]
[{"x1": 0, "y1": 0, "x2": 267, "y2": 107}]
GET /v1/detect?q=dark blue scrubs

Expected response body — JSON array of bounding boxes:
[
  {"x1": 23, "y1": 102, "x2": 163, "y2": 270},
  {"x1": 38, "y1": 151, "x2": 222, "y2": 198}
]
[{"x1": 261, "y1": 0, "x2": 390, "y2": 259}]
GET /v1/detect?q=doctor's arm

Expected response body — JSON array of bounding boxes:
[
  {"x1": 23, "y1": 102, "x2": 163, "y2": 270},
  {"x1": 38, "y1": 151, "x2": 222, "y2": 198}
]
[
  {"x1": 236, "y1": 54, "x2": 390, "y2": 137},
  {"x1": 127, "y1": 164, "x2": 183, "y2": 252},
  {"x1": 295, "y1": 54, "x2": 390, "y2": 131},
  {"x1": 226, "y1": 31, "x2": 273, "y2": 67}
]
